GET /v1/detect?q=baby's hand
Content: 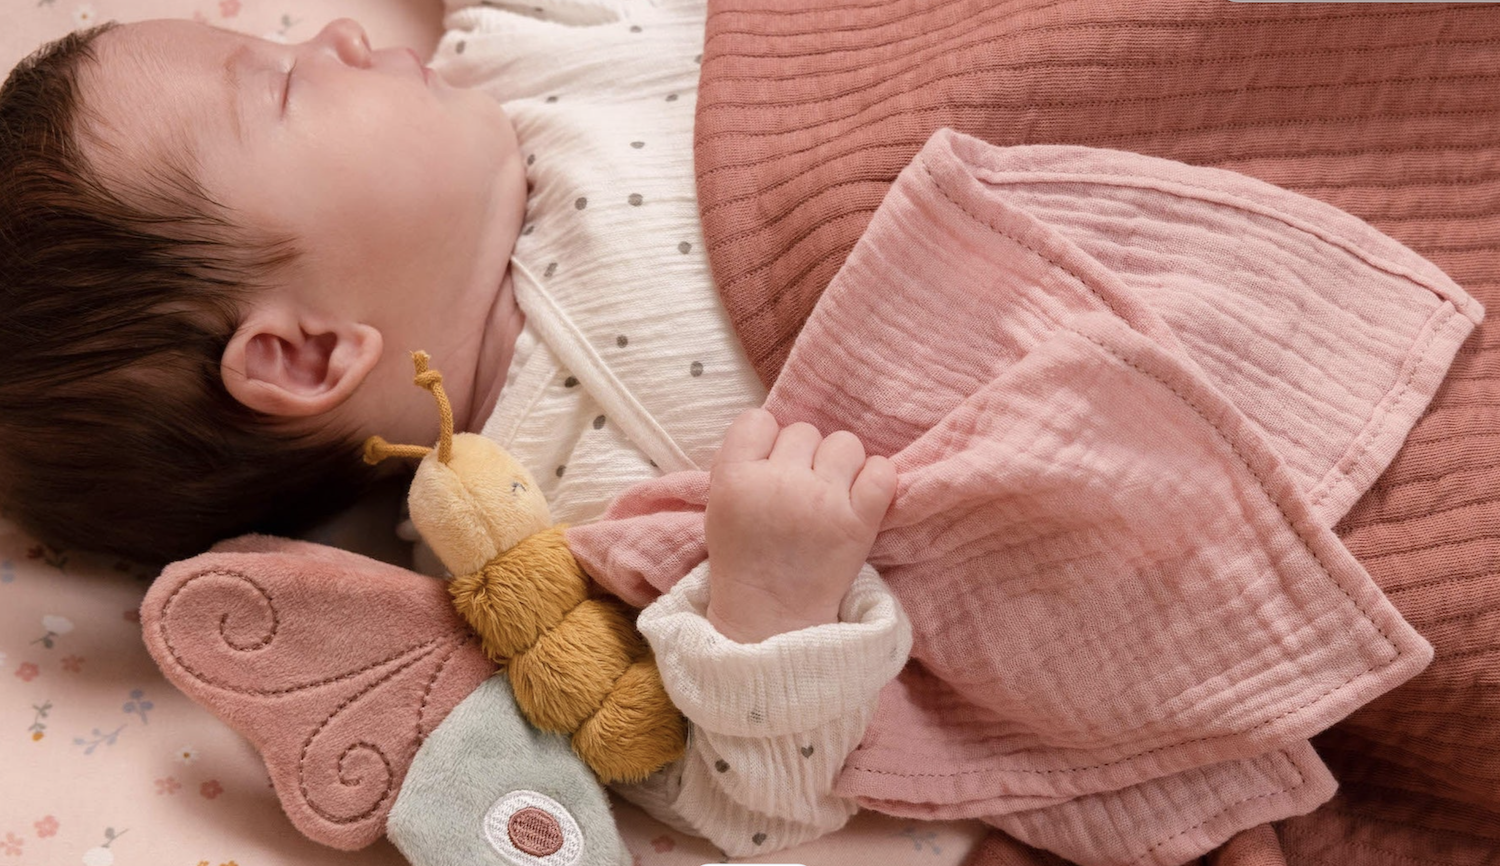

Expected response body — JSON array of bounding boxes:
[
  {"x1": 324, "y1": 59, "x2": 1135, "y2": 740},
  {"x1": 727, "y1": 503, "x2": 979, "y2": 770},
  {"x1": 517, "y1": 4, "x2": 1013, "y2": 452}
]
[{"x1": 704, "y1": 409, "x2": 897, "y2": 643}]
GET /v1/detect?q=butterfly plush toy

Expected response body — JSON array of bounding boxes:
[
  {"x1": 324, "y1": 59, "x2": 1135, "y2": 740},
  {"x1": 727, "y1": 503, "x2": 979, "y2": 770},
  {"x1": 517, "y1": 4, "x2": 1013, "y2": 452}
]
[{"x1": 142, "y1": 353, "x2": 686, "y2": 866}]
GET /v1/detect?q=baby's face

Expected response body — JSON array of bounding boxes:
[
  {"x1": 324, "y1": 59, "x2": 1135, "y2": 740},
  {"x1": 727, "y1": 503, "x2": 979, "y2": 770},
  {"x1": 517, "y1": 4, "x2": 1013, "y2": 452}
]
[{"x1": 76, "y1": 18, "x2": 529, "y2": 442}]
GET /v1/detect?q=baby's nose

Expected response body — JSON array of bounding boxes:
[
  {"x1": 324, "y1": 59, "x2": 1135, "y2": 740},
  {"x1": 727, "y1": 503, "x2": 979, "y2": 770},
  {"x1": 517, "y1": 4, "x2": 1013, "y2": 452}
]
[{"x1": 313, "y1": 18, "x2": 372, "y2": 68}]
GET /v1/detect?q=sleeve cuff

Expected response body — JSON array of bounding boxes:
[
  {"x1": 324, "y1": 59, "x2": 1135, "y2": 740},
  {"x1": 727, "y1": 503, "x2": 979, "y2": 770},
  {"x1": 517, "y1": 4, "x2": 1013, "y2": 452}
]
[{"x1": 637, "y1": 562, "x2": 912, "y2": 738}]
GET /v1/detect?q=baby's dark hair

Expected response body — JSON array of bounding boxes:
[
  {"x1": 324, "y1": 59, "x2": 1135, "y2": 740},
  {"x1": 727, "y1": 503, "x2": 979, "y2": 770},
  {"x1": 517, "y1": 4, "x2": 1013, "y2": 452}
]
[{"x1": 0, "y1": 24, "x2": 381, "y2": 567}]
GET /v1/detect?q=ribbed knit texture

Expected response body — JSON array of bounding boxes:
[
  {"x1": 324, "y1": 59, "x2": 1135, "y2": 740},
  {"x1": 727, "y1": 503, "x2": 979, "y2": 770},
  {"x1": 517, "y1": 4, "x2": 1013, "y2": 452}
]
[
  {"x1": 622, "y1": 562, "x2": 912, "y2": 856},
  {"x1": 693, "y1": 2, "x2": 1500, "y2": 862}
]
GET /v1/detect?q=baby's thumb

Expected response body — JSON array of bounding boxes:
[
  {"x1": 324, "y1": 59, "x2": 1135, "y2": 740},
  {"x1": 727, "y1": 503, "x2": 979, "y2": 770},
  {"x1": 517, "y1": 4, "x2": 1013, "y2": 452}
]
[{"x1": 850, "y1": 455, "x2": 898, "y2": 528}]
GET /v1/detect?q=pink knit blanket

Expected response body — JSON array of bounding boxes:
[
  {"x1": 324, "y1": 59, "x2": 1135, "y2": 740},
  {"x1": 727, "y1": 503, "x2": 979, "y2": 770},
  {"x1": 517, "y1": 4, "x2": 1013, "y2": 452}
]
[{"x1": 567, "y1": 129, "x2": 1482, "y2": 864}]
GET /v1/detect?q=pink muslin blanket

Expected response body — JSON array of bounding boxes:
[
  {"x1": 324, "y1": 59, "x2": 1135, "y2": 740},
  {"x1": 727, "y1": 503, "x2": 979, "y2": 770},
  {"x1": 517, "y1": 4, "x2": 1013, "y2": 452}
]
[{"x1": 566, "y1": 129, "x2": 1482, "y2": 864}]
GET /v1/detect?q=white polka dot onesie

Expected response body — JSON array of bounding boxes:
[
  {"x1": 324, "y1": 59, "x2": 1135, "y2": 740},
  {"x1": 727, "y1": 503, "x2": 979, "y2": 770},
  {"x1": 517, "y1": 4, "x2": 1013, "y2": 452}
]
[{"x1": 428, "y1": 0, "x2": 912, "y2": 857}]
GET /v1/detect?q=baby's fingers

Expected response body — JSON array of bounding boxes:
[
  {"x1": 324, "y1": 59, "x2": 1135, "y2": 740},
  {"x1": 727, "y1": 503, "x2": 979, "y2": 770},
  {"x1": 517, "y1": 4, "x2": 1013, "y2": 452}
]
[
  {"x1": 850, "y1": 455, "x2": 897, "y2": 528},
  {"x1": 715, "y1": 408, "x2": 779, "y2": 467}
]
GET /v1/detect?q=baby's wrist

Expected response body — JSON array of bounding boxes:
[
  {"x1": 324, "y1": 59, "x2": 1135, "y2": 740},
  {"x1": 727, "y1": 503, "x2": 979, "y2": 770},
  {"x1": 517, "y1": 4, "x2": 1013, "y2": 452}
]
[{"x1": 705, "y1": 593, "x2": 838, "y2": 644}]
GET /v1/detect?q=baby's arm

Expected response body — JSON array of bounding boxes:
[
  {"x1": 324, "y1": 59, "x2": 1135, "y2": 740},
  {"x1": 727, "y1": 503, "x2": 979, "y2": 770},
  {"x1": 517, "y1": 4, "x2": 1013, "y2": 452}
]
[{"x1": 612, "y1": 410, "x2": 911, "y2": 856}]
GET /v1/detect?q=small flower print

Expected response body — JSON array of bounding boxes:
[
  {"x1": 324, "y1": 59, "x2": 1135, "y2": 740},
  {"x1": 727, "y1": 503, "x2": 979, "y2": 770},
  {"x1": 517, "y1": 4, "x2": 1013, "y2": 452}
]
[
  {"x1": 61, "y1": 655, "x2": 84, "y2": 673},
  {"x1": 122, "y1": 690, "x2": 153, "y2": 724},
  {"x1": 650, "y1": 834, "x2": 675, "y2": 853},
  {"x1": 72, "y1": 3, "x2": 97, "y2": 27},
  {"x1": 199, "y1": 779, "x2": 224, "y2": 800},
  {"x1": 81, "y1": 827, "x2": 126, "y2": 866},
  {"x1": 895, "y1": 825, "x2": 942, "y2": 854},
  {"x1": 15, "y1": 662, "x2": 39, "y2": 682},
  {"x1": 33, "y1": 615, "x2": 74, "y2": 648},
  {"x1": 153, "y1": 777, "x2": 181, "y2": 795},
  {"x1": 73, "y1": 725, "x2": 124, "y2": 755},
  {"x1": 28, "y1": 701, "x2": 51, "y2": 740},
  {"x1": 1, "y1": 832, "x2": 22, "y2": 855},
  {"x1": 42, "y1": 615, "x2": 74, "y2": 635},
  {"x1": 34, "y1": 816, "x2": 58, "y2": 838},
  {"x1": 176, "y1": 745, "x2": 198, "y2": 764}
]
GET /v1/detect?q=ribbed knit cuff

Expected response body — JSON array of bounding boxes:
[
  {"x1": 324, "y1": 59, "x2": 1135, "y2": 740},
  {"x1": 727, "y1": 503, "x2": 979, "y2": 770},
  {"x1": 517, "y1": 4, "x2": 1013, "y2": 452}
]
[{"x1": 638, "y1": 562, "x2": 911, "y2": 738}]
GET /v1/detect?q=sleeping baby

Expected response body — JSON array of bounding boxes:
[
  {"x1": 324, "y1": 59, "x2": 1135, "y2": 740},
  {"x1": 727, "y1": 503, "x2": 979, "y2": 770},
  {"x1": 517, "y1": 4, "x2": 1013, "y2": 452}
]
[
  {"x1": 5, "y1": 0, "x2": 1477, "y2": 863},
  {"x1": 0, "y1": 0, "x2": 911, "y2": 857}
]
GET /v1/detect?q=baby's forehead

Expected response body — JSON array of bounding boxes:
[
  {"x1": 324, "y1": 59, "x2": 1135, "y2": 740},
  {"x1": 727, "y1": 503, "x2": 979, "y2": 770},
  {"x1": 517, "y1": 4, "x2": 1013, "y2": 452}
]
[{"x1": 78, "y1": 21, "x2": 238, "y2": 173}]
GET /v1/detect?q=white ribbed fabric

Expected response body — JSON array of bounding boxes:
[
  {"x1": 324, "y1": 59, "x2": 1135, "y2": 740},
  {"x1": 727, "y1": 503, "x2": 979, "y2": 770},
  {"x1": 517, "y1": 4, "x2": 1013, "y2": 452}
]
[
  {"x1": 622, "y1": 563, "x2": 913, "y2": 856},
  {"x1": 425, "y1": 0, "x2": 914, "y2": 854}
]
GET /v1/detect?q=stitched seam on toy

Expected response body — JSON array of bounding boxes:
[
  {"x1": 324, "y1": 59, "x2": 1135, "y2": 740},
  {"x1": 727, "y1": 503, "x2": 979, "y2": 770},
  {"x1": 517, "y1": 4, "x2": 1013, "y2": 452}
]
[
  {"x1": 1130, "y1": 750, "x2": 1307, "y2": 865},
  {"x1": 416, "y1": 637, "x2": 469, "y2": 738},
  {"x1": 296, "y1": 632, "x2": 467, "y2": 825},
  {"x1": 158, "y1": 568, "x2": 467, "y2": 696}
]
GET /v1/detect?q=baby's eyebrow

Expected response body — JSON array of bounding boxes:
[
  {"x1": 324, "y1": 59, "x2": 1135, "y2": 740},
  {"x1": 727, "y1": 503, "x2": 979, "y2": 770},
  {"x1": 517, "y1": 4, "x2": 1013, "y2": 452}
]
[{"x1": 222, "y1": 43, "x2": 250, "y2": 142}]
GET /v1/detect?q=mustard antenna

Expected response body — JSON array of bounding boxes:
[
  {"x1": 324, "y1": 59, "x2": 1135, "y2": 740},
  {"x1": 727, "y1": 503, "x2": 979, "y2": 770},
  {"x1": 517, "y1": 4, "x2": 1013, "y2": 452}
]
[{"x1": 410, "y1": 351, "x2": 455, "y2": 464}]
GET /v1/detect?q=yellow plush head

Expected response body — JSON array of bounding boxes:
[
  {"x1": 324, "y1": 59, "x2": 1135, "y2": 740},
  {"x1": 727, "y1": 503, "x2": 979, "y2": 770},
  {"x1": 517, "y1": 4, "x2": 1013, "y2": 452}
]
[
  {"x1": 363, "y1": 351, "x2": 552, "y2": 574},
  {"x1": 408, "y1": 434, "x2": 551, "y2": 576}
]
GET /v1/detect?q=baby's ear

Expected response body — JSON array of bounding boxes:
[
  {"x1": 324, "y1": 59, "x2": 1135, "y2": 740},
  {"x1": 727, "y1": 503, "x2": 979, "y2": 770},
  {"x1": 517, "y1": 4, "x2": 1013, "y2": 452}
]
[{"x1": 220, "y1": 305, "x2": 383, "y2": 418}]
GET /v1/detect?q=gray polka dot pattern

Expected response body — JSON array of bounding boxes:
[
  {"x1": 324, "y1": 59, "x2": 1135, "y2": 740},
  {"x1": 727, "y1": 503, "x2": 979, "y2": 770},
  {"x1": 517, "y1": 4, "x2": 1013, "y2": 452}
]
[
  {"x1": 665, "y1": 93, "x2": 679, "y2": 102},
  {"x1": 616, "y1": 335, "x2": 629, "y2": 348},
  {"x1": 800, "y1": 745, "x2": 815, "y2": 757},
  {"x1": 455, "y1": 40, "x2": 466, "y2": 54},
  {"x1": 629, "y1": 24, "x2": 642, "y2": 32},
  {"x1": 752, "y1": 833, "x2": 767, "y2": 846},
  {"x1": 630, "y1": 141, "x2": 645, "y2": 149},
  {"x1": 522, "y1": 224, "x2": 535, "y2": 236},
  {"x1": 545, "y1": 95, "x2": 558, "y2": 103},
  {"x1": 556, "y1": 465, "x2": 566, "y2": 477},
  {"x1": 575, "y1": 197, "x2": 588, "y2": 210},
  {"x1": 544, "y1": 262, "x2": 558, "y2": 277},
  {"x1": 678, "y1": 241, "x2": 691, "y2": 254},
  {"x1": 593, "y1": 415, "x2": 606, "y2": 430},
  {"x1": 527, "y1": 153, "x2": 535, "y2": 166},
  {"x1": 690, "y1": 361, "x2": 703, "y2": 377},
  {"x1": 714, "y1": 760, "x2": 729, "y2": 773},
  {"x1": 628, "y1": 193, "x2": 643, "y2": 206},
  {"x1": 564, "y1": 376, "x2": 579, "y2": 388}
]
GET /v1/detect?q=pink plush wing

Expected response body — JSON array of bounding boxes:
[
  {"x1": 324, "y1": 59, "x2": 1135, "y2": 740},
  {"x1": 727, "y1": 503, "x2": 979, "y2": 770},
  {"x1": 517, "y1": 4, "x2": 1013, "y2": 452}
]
[{"x1": 140, "y1": 535, "x2": 496, "y2": 851}]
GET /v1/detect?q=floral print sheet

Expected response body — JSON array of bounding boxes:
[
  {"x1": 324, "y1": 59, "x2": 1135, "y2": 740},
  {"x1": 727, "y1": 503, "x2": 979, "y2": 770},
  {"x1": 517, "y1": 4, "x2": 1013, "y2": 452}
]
[{"x1": 0, "y1": 525, "x2": 983, "y2": 866}]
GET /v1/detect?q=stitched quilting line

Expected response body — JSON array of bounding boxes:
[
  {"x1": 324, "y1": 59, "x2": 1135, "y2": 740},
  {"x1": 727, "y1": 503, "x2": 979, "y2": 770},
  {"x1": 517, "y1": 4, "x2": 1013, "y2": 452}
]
[
  {"x1": 1130, "y1": 750, "x2": 1307, "y2": 865},
  {"x1": 702, "y1": 0, "x2": 1476, "y2": 63},
  {"x1": 837, "y1": 154, "x2": 1405, "y2": 781},
  {"x1": 1303, "y1": 312, "x2": 1448, "y2": 514},
  {"x1": 157, "y1": 568, "x2": 465, "y2": 697},
  {"x1": 295, "y1": 632, "x2": 469, "y2": 826},
  {"x1": 956, "y1": 156, "x2": 1474, "y2": 515},
  {"x1": 702, "y1": 68, "x2": 1500, "y2": 143},
  {"x1": 705, "y1": 29, "x2": 1500, "y2": 90},
  {"x1": 967, "y1": 167, "x2": 1469, "y2": 303}
]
